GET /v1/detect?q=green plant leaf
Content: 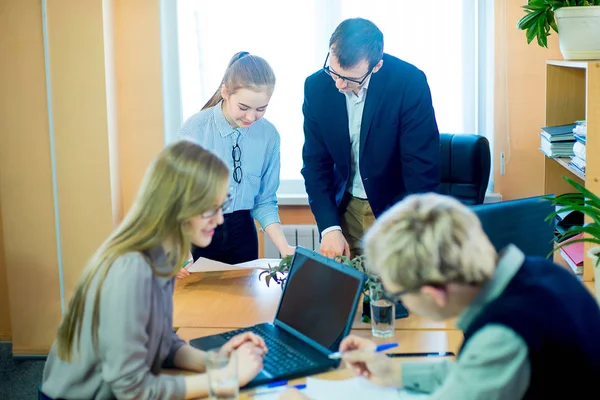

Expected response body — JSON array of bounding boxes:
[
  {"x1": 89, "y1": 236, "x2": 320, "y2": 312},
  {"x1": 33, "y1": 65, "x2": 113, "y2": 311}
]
[
  {"x1": 265, "y1": 274, "x2": 271, "y2": 287},
  {"x1": 518, "y1": 9, "x2": 545, "y2": 30},
  {"x1": 556, "y1": 224, "x2": 600, "y2": 243},
  {"x1": 564, "y1": 177, "x2": 600, "y2": 203},
  {"x1": 526, "y1": 26, "x2": 538, "y2": 45}
]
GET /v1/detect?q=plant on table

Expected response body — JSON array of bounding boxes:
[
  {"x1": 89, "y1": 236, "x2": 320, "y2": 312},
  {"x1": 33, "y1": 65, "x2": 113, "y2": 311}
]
[
  {"x1": 544, "y1": 176, "x2": 600, "y2": 267},
  {"x1": 258, "y1": 254, "x2": 382, "y2": 323},
  {"x1": 516, "y1": 0, "x2": 600, "y2": 48}
]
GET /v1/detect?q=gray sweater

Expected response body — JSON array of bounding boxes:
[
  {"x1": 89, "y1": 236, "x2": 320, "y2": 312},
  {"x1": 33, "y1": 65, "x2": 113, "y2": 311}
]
[{"x1": 41, "y1": 247, "x2": 186, "y2": 399}]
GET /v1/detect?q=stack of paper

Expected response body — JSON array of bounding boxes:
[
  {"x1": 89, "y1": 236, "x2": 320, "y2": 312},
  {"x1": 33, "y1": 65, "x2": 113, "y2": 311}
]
[
  {"x1": 186, "y1": 257, "x2": 282, "y2": 273},
  {"x1": 539, "y1": 123, "x2": 576, "y2": 158}
]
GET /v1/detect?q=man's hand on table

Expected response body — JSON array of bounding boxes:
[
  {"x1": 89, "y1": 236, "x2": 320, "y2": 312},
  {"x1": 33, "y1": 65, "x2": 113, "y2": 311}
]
[
  {"x1": 339, "y1": 335, "x2": 402, "y2": 387},
  {"x1": 320, "y1": 230, "x2": 350, "y2": 258}
]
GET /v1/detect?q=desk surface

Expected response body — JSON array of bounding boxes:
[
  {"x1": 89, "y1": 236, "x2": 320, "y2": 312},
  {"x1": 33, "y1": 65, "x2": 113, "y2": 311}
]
[
  {"x1": 173, "y1": 269, "x2": 457, "y2": 330},
  {"x1": 173, "y1": 328, "x2": 463, "y2": 399}
]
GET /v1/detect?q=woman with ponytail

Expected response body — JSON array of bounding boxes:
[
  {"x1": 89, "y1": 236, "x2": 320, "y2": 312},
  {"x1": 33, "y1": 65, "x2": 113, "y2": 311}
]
[
  {"x1": 176, "y1": 52, "x2": 294, "y2": 274},
  {"x1": 40, "y1": 141, "x2": 267, "y2": 400}
]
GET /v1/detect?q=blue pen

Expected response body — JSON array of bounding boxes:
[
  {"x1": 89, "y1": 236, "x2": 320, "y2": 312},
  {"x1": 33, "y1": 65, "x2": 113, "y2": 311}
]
[
  {"x1": 327, "y1": 342, "x2": 399, "y2": 359},
  {"x1": 254, "y1": 382, "x2": 307, "y2": 397}
]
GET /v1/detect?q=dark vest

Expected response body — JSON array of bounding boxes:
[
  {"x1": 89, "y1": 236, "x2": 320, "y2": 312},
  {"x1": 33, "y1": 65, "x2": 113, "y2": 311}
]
[{"x1": 461, "y1": 256, "x2": 600, "y2": 399}]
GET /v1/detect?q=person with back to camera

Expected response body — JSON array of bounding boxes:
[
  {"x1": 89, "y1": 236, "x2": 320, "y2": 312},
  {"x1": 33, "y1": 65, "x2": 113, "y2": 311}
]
[
  {"x1": 301, "y1": 18, "x2": 440, "y2": 260},
  {"x1": 282, "y1": 192, "x2": 600, "y2": 399},
  {"x1": 176, "y1": 52, "x2": 294, "y2": 280},
  {"x1": 40, "y1": 141, "x2": 268, "y2": 400}
]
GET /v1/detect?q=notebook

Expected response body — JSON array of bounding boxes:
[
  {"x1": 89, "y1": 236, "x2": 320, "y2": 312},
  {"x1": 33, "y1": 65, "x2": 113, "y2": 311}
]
[{"x1": 189, "y1": 246, "x2": 367, "y2": 388}]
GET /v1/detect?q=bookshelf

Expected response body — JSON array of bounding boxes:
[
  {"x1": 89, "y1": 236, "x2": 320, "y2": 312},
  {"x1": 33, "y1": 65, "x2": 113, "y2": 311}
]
[{"x1": 543, "y1": 60, "x2": 600, "y2": 282}]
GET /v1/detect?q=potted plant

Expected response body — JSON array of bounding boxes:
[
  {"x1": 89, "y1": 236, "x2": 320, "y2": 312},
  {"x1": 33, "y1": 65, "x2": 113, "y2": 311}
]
[
  {"x1": 516, "y1": 0, "x2": 600, "y2": 59},
  {"x1": 258, "y1": 254, "x2": 381, "y2": 322},
  {"x1": 545, "y1": 176, "x2": 600, "y2": 301}
]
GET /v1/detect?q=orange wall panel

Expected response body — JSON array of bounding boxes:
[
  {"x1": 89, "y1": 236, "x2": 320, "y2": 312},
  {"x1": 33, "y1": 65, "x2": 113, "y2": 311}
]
[
  {"x1": 115, "y1": 0, "x2": 165, "y2": 213},
  {"x1": 0, "y1": 0, "x2": 62, "y2": 353},
  {"x1": 46, "y1": 0, "x2": 117, "y2": 306},
  {"x1": 493, "y1": 0, "x2": 563, "y2": 200},
  {"x1": 0, "y1": 202, "x2": 11, "y2": 340}
]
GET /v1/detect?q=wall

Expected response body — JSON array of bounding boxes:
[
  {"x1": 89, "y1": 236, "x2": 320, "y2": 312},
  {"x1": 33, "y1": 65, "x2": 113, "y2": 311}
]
[
  {"x1": 114, "y1": 0, "x2": 165, "y2": 213},
  {"x1": 0, "y1": 0, "x2": 568, "y2": 352},
  {"x1": 0, "y1": 206, "x2": 10, "y2": 340},
  {"x1": 493, "y1": 0, "x2": 563, "y2": 200},
  {"x1": 0, "y1": 0, "x2": 163, "y2": 354}
]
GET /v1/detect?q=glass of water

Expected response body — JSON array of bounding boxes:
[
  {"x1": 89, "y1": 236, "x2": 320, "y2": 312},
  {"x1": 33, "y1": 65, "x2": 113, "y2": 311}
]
[
  {"x1": 206, "y1": 350, "x2": 239, "y2": 400},
  {"x1": 369, "y1": 281, "x2": 395, "y2": 338}
]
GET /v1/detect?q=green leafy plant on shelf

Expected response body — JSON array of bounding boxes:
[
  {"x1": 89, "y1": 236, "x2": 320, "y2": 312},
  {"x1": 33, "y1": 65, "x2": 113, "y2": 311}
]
[
  {"x1": 544, "y1": 176, "x2": 600, "y2": 267},
  {"x1": 516, "y1": 0, "x2": 600, "y2": 48},
  {"x1": 258, "y1": 254, "x2": 383, "y2": 323}
]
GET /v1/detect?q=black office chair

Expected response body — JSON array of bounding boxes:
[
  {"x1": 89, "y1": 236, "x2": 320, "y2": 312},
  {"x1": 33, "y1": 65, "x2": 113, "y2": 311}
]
[
  {"x1": 439, "y1": 133, "x2": 491, "y2": 205},
  {"x1": 471, "y1": 196, "x2": 555, "y2": 258}
]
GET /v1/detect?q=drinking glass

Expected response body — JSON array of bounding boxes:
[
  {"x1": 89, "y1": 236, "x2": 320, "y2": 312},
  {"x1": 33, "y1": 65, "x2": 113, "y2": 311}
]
[
  {"x1": 369, "y1": 282, "x2": 395, "y2": 338},
  {"x1": 206, "y1": 350, "x2": 239, "y2": 400}
]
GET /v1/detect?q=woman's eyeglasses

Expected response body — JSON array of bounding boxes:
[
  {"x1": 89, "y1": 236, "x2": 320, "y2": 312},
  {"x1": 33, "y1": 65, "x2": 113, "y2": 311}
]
[
  {"x1": 201, "y1": 194, "x2": 232, "y2": 219},
  {"x1": 232, "y1": 133, "x2": 242, "y2": 184}
]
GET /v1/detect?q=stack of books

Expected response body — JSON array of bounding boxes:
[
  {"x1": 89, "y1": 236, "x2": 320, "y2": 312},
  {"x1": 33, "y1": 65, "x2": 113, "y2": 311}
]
[
  {"x1": 539, "y1": 123, "x2": 576, "y2": 158},
  {"x1": 559, "y1": 233, "x2": 584, "y2": 278},
  {"x1": 568, "y1": 120, "x2": 586, "y2": 175}
]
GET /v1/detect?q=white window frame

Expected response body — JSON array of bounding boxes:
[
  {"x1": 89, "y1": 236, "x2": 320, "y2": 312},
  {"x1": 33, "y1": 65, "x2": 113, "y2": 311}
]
[{"x1": 159, "y1": 0, "x2": 497, "y2": 205}]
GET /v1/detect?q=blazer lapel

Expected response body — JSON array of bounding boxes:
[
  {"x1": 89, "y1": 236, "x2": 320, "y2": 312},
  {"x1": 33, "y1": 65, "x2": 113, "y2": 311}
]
[{"x1": 359, "y1": 72, "x2": 385, "y2": 158}]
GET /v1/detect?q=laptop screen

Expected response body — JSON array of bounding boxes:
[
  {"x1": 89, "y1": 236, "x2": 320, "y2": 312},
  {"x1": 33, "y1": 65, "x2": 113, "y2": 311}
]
[{"x1": 274, "y1": 250, "x2": 363, "y2": 352}]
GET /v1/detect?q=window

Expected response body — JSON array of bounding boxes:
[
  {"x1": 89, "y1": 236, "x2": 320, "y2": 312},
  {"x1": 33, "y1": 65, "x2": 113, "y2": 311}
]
[{"x1": 169, "y1": 0, "x2": 493, "y2": 190}]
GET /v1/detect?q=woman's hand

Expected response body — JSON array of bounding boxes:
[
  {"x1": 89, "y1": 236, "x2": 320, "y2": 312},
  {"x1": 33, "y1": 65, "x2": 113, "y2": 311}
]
[
  {"x1": 176, "y1": 268, "x2": 191, "y2": 280},
  {"x1": 339, "y1": 335, "x2": 400, "y2": 387},
  {"x1": 280, "y1": 245, "x2": 296, "y2": 258},
  {"x1": 221, "y1": 332, "x2": 268, "y2": 355},
  {"x1": 234, "y1": 342, "x2": 266, "y2": 387}
]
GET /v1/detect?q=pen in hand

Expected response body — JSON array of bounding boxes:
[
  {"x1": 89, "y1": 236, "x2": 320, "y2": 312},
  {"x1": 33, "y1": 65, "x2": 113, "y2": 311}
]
[{"x1": 328, "y1": 342, "x2": 399, "y2": 360}]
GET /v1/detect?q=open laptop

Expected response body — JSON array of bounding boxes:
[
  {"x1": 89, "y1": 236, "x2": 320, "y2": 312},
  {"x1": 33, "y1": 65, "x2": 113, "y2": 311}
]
[{"x1": 189, "y1": 246, "x2": 366, "y2": 388}]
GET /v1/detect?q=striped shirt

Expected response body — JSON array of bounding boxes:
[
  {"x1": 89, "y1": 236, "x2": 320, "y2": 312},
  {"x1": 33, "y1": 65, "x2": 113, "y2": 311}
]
[{"x1": 177, "y1": 101, "x2": 281, "y2": 229}]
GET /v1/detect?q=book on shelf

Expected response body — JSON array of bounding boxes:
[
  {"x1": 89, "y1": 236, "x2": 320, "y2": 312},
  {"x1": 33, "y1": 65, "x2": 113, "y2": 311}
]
[
  {"x1": 568, "y1": 156, "x2": 586, "y2": 174},
  {"x1": 558, "y1": 233, "x2": 584, "y2": 277},
  {"x1": 540, "y1": 136, "x2": 575, "y2": 157},
  {"x1": 573, "y1": 141, "x2": 586, "y2": 160},
  {"x1": 540, "y1": 123, "x2": 577, "y2": 142}
]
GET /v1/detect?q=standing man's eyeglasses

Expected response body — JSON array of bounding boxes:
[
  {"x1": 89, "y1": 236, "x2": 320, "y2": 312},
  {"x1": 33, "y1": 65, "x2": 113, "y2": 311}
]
[
  {"x1": 232, "y1": 133, "x2": 242, "y2": 184},
  {"x1": 322, "y1": 53, "x2": 373, "y2": 86}
]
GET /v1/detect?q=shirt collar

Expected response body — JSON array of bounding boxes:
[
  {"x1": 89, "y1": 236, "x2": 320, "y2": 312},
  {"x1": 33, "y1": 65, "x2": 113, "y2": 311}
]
[
  {"x1": 212, "y1": 100, "x2": 249, "y2": 138},
  {"x1": 146, "y1": 246, "x2": 177, "y2": 286},
  {"x1": 456, "y1": 244, "x2": 526, "y2": 331}
]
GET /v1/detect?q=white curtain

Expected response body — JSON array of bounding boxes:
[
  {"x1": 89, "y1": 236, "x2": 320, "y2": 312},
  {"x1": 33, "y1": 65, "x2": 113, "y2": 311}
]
[{"x1": 177, "y1": 0, "x2": 483, "y2": 181}]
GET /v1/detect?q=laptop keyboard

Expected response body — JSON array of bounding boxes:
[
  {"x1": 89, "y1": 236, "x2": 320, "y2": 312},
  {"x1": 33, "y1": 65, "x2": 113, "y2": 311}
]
[{"x1": 221, "y1": 326, "x2": 319, "y2": 375}]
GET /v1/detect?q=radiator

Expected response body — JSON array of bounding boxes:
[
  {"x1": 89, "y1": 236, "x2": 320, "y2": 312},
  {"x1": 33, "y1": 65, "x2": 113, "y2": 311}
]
[{"x1": 263, "y1": 224, "x2": 320, "y2": 258}]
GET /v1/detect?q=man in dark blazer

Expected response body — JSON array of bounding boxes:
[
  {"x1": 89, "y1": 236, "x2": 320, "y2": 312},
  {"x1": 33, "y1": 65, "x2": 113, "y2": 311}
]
[{"x1": 302, "y1": 18, "x2": 441, "y2": 258}]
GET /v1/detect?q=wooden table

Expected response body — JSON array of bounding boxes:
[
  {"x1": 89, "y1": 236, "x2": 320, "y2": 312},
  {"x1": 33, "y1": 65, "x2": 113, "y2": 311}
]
[
  {"x1": 171, "y1": 328, "x2": 462, "y2": 399},
  {"x1": 173, "y1": 269, "x2": 457, "y2": 331}
]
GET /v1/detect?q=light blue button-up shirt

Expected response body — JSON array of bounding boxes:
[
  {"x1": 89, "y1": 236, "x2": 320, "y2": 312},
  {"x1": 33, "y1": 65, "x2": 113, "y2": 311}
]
[{"x1": 177, "y1": 101, "x2": 281, "y2": 230}]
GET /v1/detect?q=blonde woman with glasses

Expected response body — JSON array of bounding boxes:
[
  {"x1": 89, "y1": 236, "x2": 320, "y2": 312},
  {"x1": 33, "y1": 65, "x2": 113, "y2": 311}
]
[
  {"x1": 40, "y1": 141, "x2": 268, "y2": 400},
  {"x1": 176, "y1": 52, "x2": 294, "y2": 277}
]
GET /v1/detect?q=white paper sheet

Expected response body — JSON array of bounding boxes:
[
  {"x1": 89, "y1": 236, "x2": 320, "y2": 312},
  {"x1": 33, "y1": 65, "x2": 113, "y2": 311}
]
[
  {"x1": 234, "y1": 258, "x2": 282, "y2": 269},
  {"x1": 303, "y1": 377, "x2": 402, "y2": 400},
  {"x1": 251, "y1": 377, "x2": 408, "y2": 400},
  {"x1": 186, "y1": 257, "x2": 282, "y2": 273}
]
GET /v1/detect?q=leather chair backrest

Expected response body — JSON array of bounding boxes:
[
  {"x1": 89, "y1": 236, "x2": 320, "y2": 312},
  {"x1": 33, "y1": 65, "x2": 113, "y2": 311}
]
[{"x1": 439, "y1": 133, "x2": 491, "y2": 205}]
